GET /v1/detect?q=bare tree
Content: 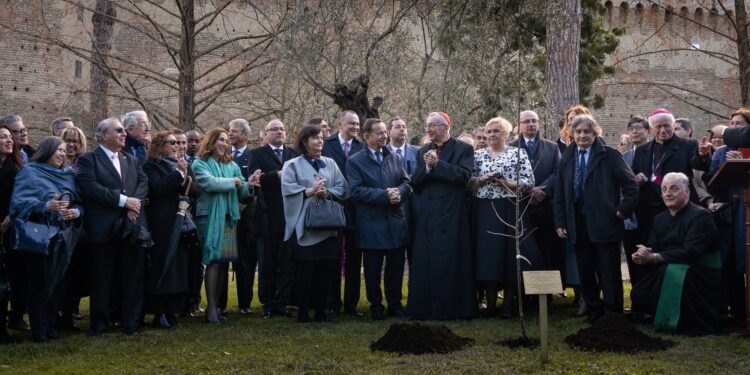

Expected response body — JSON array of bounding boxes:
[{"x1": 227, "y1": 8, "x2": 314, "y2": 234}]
[{"x1": 0, "y1": 0, "x2": 284, "y2": 130}]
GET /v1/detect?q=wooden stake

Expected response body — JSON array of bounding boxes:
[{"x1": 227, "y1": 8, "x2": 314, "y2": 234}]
[{"x1": 539, "y1": 294, "x2": 549, "y2": 364}]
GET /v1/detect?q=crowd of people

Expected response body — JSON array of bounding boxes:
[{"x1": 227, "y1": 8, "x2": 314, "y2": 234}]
[{"x1": 0, "y1": 104, "x2": 747, "y2": 343}]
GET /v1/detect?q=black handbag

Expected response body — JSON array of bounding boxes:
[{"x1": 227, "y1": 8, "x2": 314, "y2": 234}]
[
  {"x1": 11, "y1": 213, "x2": 58, "y2": 256},
  {"x1": 304, "y1": 197, "x2": 346, "y2": 231}
]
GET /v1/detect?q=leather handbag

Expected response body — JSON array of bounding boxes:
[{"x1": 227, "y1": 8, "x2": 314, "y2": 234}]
[
  {"x1": 11, "y1": 213, "x2": 58, "y2": 256},
  {"x1": 304, "y1": 197, "x2": 346, "y2": 231}
]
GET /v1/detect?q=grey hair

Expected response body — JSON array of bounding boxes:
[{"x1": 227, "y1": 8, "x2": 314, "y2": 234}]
[
  {"x1": 0, "y1": 114, "x2": 22, "y2": 127},
  {"x1": 570, "y1": 115, "x2": 603, "y2": 137},
  {"x1": 122, "y1": 111, "x2": 147, "y2": 128},
  {"x1": 95, "y1": 117, "x2": 120, "y2": 143},
  {"x1": 648, "y1": 112, "x2": 675, "y2": 128},
  {"x1": 663, "y1": 172, "x2": 689, "y2": 189},
  {"x1": 427, "y1": 112, "x2": 448, "y2": 126},
  {"x1": 228, "y1": 119, "x2": 251, "y2": 137}
]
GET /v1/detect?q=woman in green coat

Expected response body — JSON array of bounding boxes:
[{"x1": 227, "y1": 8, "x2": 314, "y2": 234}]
[{"x1": 192, "y1": 128, "x2": 257, "y2": 324}]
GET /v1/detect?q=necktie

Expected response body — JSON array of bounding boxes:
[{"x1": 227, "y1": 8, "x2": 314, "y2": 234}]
[
  {"x1": 375, "y1": 151, "x2": 383, "y2": 164},
  {"x1": 396, "y1": 148, "x2": 404, "y2": 168},
  {"x1": 343, "y1": 142, "x2": 350, "y2": 158},
  {"x1": 575, "y1": 149, "x2": 587, "y2": 201},
  {"x1": 232, "y1": 149, "x2": 241, "y2": 160},
  {"x1": 274, "y1": 148, "x2": 283, "y2": 162},
  {"x1": 527, "y1": 139, "x2": 535, "y2": 151},
  {"x1": 111, "y1": 153, "x2": 122, "y2": 177}
]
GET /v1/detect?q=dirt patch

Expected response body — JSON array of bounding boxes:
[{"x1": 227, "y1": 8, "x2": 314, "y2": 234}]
[
  {"x1": 565, "y1": 313, "x2": 676, "y2": 353},
  {"x1": 370, "y1": 323, "x2": 474, "y2": 355},
  {"x1": 498, "y1": 336, "x2": 539, "y2": 348}
]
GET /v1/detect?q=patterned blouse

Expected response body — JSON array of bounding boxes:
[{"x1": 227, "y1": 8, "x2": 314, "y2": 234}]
[{"x1": 472, "y1": 146, "x2": 535, "y2": 199}]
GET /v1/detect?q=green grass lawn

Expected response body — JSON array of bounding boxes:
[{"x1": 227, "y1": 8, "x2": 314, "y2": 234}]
[{"x1": 1, "y1": 279, "x2": 749, "y2": 374}]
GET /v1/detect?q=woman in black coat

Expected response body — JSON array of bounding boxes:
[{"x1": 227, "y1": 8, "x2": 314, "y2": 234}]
[
  {"x1": 0, "y1": 124, "x2": 22, "y2": 343},
  {"x1": 553, "y1": 114, "x2": 638, "y2": 323},
  {"x1": 143, "y1": 131, "x2": 199, "y2": 328}
]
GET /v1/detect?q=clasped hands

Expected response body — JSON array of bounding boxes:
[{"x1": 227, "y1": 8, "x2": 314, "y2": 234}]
[
  {"x1": 306, "y1": 178, "x2": 329, "y2": 199},
  {"x1": 386, "y1": 187, "x2": 401, "y2": 205},
  {"x1": 632, "y1": 244, "x2": 662, "y2": 265},
  {"x1": 48, "y1": 198, "x2": 77, "y2": 221},
  {"x1": 424, "y1": 150, "x2": 438, "y2": 168}
]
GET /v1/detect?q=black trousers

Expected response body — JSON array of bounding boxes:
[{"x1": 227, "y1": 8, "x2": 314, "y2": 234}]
[
  {"x1": 22, "y1": 253, "x2": 62, "y2": 340},
  {"x1": 362, "y1": 249, "x2": 405, "y2": 313},
  {"x1": 7, "y1": 251, "x2": 28, "y2": 325},
  {"x1": 258, "y1": 233, "x2": 293, "y2": 313},
  {"x1": 295, "y1": 260, "x2": 337, "y2": 313},
  {"x1": 186, "y1": 242, "x2": 204, "y2": 311},
  {"x1": 327, "y1": 230, "x2": 361, "y2": 312},
  {"x1": 623, "y1": 229, "x2": 646, "y2": 287},
  {"x1": 530, "y1": 204, "x2": 564, "y2": 279},
  {"x1": 574, "y1": 211, "x2": 623, "y2": 314},
  {"x1": 89, "y1": 242, "x2": 144, "y2": 333}
]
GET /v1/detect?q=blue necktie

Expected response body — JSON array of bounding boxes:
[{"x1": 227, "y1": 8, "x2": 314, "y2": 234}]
[
  {"x1": 274, "y1": 148, "x2": 283, "y2": 162},
  {"x1": 396, "y1": 148, "x2": 404, "y2": 168},
  {"x1": 233, "y1": 150, "x2": 241, "y2": 160},
  {"x1": 575, "y1": 149, "x2": 587, "y2": 201},
  {"x1": 375, "y1": 151, "x2": 383, "y2": 164}
]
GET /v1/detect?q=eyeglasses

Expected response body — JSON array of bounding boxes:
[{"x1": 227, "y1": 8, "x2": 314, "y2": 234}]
[
  {"x1": 11, "y1": 128, "x2": 28, "y2": 135},
  {"x1": 266, "y1": 127, "x2": 284, "y2": 132},
  {"x1": 112, "y1": 127, "x2": 125, "y2": 133},
  {"x1": 63, "y1": 139, "x2": 80, "y2": 144},
  {"x1": 520, "y1": 119, "x2": 539, "y2": 124}
]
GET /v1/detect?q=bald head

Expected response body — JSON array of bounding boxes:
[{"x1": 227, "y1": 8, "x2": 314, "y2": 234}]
[{"x1": 519, "y1": 110, "x2": 540, "y2": 139}]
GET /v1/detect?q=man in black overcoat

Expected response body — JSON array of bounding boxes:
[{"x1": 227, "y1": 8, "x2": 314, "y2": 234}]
[
  {"x1": 322, "y1": 110, "x2": 364, "y2": 316},
  {"x1": 407, "y1": 112, "x2": 477, "y2": 320},
  {"x1": 509, "y1": 110, "x2": 562, "y2": 281},
  {"x1": 631, "y1": 109, "x2": 699, "y2": 286},
  {"x1": 248, "y1": 119, "x2": 299, "y2": 319},
  {"x1": 347, "y1": 119, "x2": 411, "y2": 320},
  {"x1": 554, "y1": 114, "x2": 637, "y2": 324},
  {"x1": 76, "y1": 118, "x2": 148, "y2": 336}
]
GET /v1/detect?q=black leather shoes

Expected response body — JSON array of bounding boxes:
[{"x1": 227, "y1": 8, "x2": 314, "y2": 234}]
[
  {"x1": 575, "y1": 300, "x2": 589, "y2": 316},
  {"x1": 387, "y1": 309, "x2": 407, "y2": 319},
  {"x1": 344, "y1": 308, "x2": 364, "y2": 317},
  {"x1": 371, "y1": 310, "x2": 385, "y2": 321},
  {"x1": 585, "y1": 310, "x2": 604, "y2": 324}
]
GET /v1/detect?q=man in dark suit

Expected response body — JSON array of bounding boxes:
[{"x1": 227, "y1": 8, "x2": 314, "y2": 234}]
[
  {"x1": 215, "y1": 119, "x2": 257, "y2": 316},
  {"x1": 249, "y1": 119, "x2": 299, "y2": 319},
  {"x1": 554, "y1": 114, "x2": 638, "y2": 324},
  {"x1": 322, "y1": 110, "x2": 364, "y2": 316},
  {"x1": 386, "y1": 117, "x2": 420, "y2": 264},
  {"x1": 509, "y1": 110, "x2": 563, "y2": 284},
  {"x1": 348, "y1": 118, "x2": 411, "y2": 320},
  {"x1": 76, "y1": 118, "x2": 149, "y2": 336},
  {"x1": 631, "y1": 108, "x2": 699, "y2": 287}
]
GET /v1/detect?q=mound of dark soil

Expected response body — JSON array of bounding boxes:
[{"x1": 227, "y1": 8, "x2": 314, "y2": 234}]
[
  {"x1": 370, "y1": 323, "x2": 474, "y2": 355},
  {"x1": 498, "y1": 336, "x2": 539, "y2": 348},
  {"x1": 565, "y1": 313, "x2": 676, "y2": 353}
]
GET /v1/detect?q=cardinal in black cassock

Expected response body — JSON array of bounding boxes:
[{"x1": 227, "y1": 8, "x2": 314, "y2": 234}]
[
  {"x1": 407, "y1": 112, "x2": 477, "y2": 320},
  {"x1": 630, "y1": 173, "x2": 723, "y2": 335}
]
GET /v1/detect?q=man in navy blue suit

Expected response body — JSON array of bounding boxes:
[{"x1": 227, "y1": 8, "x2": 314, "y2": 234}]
[
  {"x1": 322, "y1": 110, "x2": 364, "y2": 316},
  {"x1": 386, "y1": 117, "x2": 420, "y2": 264},
  {"x1": 348, "y1": 119, "x2": 411, "y2": 320}
]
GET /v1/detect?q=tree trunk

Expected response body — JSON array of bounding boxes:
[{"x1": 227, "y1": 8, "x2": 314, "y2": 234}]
[
  {"x1": 736, "y1": 0, "x2": 750, "y2": 106},
  {"x1": 332, "y1": 74, "x2": 382, "y2": 122},
  {"x1": 178, "y1": 0, "x2": 196, "y2": 130},
  {"x1": 545, "y1": 0, "x2": 581, "y2": 117},
  {"x1": 90, "y1": 0, "x2": 115, "y2": 132}
]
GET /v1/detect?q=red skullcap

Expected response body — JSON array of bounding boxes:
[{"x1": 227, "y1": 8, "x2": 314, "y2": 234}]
[{"x1": 437, "y1": 112, "x2": 451, "y2": 125}]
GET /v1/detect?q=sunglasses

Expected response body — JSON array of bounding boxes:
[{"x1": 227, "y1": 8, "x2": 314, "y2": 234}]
[
  {"x1": 166, "y1": 139, "x2": 177, "y2": 145},
  {"x1": 112, "y1": 127, "x2": 125, "y2": 133}
]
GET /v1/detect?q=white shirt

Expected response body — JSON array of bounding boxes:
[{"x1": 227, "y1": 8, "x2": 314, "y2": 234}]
[
  {"x1": 231, "y1": 146, "x2": 247, "y2": 155},
  {"x1": 577, "y1": 146, "x2": 591, "y2": 165},
  {"x1": 100, "y1": 145, "x2": 127, "y2": 207},
  {"x1": 389, "y1": 144, "x2": 405, "y2": 156}
]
